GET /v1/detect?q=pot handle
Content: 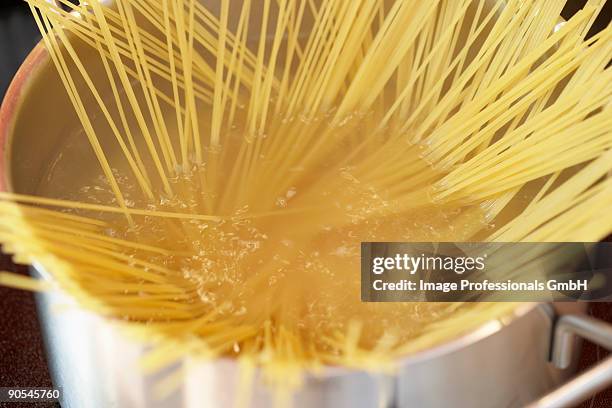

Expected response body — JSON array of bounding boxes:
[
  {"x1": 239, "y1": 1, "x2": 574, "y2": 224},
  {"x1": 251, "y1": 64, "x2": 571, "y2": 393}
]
[{"x1": 526, "y1": 314, "x2": 612, "y2": 408}]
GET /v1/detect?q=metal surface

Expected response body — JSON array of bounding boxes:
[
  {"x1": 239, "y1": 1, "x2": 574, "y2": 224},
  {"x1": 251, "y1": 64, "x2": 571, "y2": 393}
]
[
  {"x1": 527, "y1": 315, "x2": 612, "y2": 408},
  {"x1": 32, "y1": 275, "x2": 578, "y2": 408}
]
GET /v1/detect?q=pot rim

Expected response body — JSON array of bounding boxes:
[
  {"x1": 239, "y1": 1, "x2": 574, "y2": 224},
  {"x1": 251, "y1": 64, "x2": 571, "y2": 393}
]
[
  {"x1": 1, "y1": 38, "x2": 544, "y2": 378},
  {"x1": 0, "y1": 40, "x2": 48, "y2": 192}
]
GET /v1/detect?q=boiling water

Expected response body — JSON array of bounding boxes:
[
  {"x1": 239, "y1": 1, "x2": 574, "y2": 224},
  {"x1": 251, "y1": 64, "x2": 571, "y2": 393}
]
[{"x1": 37, "y1": 106, "x2": 491, "y2": 352}]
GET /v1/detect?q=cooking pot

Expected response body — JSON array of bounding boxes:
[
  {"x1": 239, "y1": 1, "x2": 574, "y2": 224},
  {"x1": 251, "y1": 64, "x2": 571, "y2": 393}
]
[{"x1": 1, "y1": 1, "x2": 612, "y2": 407}]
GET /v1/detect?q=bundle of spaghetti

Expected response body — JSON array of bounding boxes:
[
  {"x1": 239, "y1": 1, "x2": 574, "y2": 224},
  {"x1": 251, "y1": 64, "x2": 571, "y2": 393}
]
[{"x1": 0, "y1": 0, "x2": 611, "y2": 399}]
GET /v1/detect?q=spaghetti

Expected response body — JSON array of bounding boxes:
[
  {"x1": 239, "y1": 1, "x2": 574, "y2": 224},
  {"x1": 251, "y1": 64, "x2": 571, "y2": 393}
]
[{"x1": 0, "y1": 0, "x2": 610, "y2": 398}]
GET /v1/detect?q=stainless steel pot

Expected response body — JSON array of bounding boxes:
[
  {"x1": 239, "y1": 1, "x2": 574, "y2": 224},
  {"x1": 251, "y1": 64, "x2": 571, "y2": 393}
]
[
  {"x1": 1, "y1": 1, "x2": 612, "y2": 407},
  {"x1": 22, "y1": 271, "x2": 612, "y2": 408}
]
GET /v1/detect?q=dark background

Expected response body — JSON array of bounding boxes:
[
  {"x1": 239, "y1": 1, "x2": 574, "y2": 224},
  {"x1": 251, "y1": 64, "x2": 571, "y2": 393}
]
[{"x1": 0, "y1": 0, "x2": 610, "y2": 407}]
